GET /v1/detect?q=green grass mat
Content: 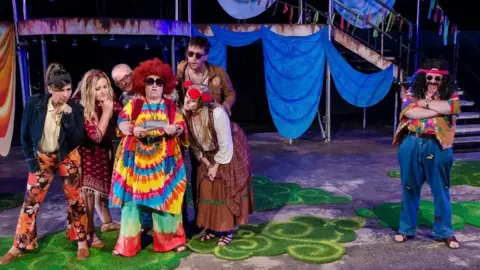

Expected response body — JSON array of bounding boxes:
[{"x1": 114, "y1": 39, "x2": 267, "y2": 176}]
[
  {"x1": 188, "y1": 215, "x2": 365, "y2": 264},
  {"x1": 0, "y1": 193, "x2": 24, "y2": 211},
  {"x1": 387, "y1": 161, "x2": 480, "y2": 186},
  {"x1": 186, "y1": 175, "x2": 352, "y2": 211},
  {"x1": 0, "y1": 230, "x2": 190, "y2": 270},
  {"x1": 356, "y1": 200, "x2": 480, "y2": 230}
]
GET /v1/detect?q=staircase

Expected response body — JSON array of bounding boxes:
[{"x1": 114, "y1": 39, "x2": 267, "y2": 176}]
[{"x1": 455, "y1": 89, "x2": 480, "y2": 144}]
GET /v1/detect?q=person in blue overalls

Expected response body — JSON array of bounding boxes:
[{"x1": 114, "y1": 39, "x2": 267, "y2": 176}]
[{"x1": 392, "y1": 59, "x2": 461, "y2": 249}]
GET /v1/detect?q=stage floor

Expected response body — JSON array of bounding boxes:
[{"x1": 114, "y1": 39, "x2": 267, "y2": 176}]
[{"x1": 1, "y1": 130, "x2": 480, "y2": 269}]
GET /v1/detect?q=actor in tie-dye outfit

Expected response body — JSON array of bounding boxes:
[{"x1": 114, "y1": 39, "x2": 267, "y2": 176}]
[{"x1": 110, "y1": 58, "x2": 189, "y2": 256}]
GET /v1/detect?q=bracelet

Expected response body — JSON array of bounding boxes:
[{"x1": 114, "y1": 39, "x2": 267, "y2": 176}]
[{"x1": 425, "y1": 99, "x2": 431, "y2": 109}]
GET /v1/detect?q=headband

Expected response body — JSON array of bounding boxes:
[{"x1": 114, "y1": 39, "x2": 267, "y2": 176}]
[
  {"x1": 186, "y1": 87, "x2": 213, "y2": 103},
  {"x1": 86, "y1": 70, "x2": 104, "y2": 83},
  {"x1": 416, "y1": 69, "x2": 449, "y2": 76},
  {"x1": 47, "y1": 73, "x2": 72, "y2": 87}
]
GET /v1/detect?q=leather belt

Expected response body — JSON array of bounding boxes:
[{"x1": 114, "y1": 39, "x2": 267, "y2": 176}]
[{"x1": 408, "y1": 131, "x2": 436, "y2": 139}]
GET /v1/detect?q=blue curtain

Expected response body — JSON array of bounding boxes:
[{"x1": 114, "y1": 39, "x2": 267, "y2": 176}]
[
  {"x1": 191, "y1": 25, "x2": 262, "y2": 70},
  {"x1": 263, "y1": 27, "x2": 326, "y2": 139},
  {"x1": 190, "y1": 25, "x2": 395, "y2": 138},
  {"x1": 323, "y1": 38, "x2": 394, "y2": 108}
]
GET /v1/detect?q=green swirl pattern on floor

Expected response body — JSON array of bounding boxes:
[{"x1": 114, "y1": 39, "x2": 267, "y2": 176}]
[
  {"x1": 356, "y1": 200, "x2": 480, "y2": 230},
  {"x1": 186, "y1": 175, "x2": 352, "y2": 211},
  {"x1": 0, "y1": 193, "x2": 24, "y2": 211},
  {"x1": 187, "y1": 215, "x2": 365, "y2": 264},
  {"x1": 387, "y1": 160, "x2": 480, "y2": 186},
  {"x1": 0, "y1": 230, "x2": 190, "y2": 270}
]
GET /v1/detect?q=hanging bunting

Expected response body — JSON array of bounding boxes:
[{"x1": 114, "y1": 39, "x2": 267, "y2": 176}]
[
  {"x1": 283, "y1": 3, "x2": 288, "y2": 14},
  {"x1": 443, "y1": 16, "x2": 449, "y2": 45},
  {"x1": 289, "y1": 5, "x2": 293, "y2": 24},
  {"x1": 386, "y1": 13, "x2": 394, "y2": 32},
  {"x1": 454, "y1": 26, "x2": 458, "y2": 45},
  {"x1": 450, "y1": 24, "x2": 455, "y2": 35},
  {"x1": 351, "y1": 14, "x2": 360, "y2": 37},
  {"x1": 428, "y1": 0, "x2": 436, "y2": 19},
  {"x1": 340, "y1": 16, "x2": 344, "y2": 31},
  {"x1": 434, "y1": 7, "x2": 439, "y2": 22},
  {"x1": 272, "y1": 1, "x2": 279, "y2": 15},
  {"x1": 312, "y1": 11, "x2": 319, "y2": 24},
  {"x1": 373, "y1": 12, "x2": 381, "y2": 38}
]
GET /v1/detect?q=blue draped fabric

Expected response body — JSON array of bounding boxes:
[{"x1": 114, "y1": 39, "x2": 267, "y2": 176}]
[
  {"x1": 191, "y1": 25, "x2": 262, "y2": 70},
  {"x1": 262, "y1": 27, "x2": 326, "y2": 139},
  {"x1": 190, "y1": 25, "x2": 395, "y2": 138},
  {"x1": 323, "y1": 38, "x2": 394, "y2": 107}
]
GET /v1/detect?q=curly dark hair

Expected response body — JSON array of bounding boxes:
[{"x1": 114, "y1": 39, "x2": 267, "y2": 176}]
[
  {"x1": 131, "y1": 58, "x2": 177, "y2": 96},
  {"x1": 411, "y1": 58, "x2": 457, "y2": 100}
]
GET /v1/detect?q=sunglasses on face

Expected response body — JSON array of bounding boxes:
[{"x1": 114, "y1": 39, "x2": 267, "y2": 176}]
[
  {"x1": 187, "y1": 51, "x2": 204, "y2": 59},
  {"x1": 426, "y1": 75, "x2": 442, "y2": 82},
  {"x1": 144, "y1": 78, "x2": 164, "y2": 86}
]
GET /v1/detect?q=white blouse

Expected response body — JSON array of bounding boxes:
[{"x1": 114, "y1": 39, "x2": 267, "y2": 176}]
[{"x1": 192, "y1": 107, "x2": 233, "y2": 164}]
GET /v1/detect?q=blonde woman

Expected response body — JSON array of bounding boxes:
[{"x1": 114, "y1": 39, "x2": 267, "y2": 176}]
[{"x1": 73, "y1": 70, "x2": 122, "y2": 248}]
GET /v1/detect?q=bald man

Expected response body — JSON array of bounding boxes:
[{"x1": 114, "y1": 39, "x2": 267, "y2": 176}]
[{"x1": 111, "y1": 64, "x2": 134, "y2": 106}]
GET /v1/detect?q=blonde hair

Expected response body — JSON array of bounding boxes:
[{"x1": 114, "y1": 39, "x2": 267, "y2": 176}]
[{"x1": 74, "y1": 69, "x2": 114, "y2": 123}]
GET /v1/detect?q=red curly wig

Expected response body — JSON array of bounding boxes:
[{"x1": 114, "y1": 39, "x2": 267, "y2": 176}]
[{"x1": 131, "y1": 57, "x2": 177, "y2": 96}]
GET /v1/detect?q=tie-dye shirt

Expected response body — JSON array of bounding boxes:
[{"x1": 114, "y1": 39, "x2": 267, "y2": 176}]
[{"x1": 393, "y1": 91, "x2": 461, "y2": 149}]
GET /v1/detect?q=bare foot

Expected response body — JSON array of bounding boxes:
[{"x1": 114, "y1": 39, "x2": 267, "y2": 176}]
[
  {"x1": 0, "y1": 247, "x2": 23, "y2": 265},
  {"x1": 77, "y1": 241, "x2": 90, "y2": 260}
]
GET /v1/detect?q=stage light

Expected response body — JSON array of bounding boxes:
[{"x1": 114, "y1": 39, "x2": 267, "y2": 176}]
[
  {"x1": 124, "y1": 44, "x2": 130, "y2": 50},
  {"x1": 72, "y1": 39, "x2": 78, "y2": 47},
  {"x1": 144, "y1": 44, "x2": 150, "y2": 51},
  {"x1": 52, "y1": 35, "x2": 57, "y2": 43},
  {"x1": 92, "y1": 36, "x2": 98, "y2": 42},
  {"x1": 110, "y1": 35, "x2": 115, "y2": 41}
]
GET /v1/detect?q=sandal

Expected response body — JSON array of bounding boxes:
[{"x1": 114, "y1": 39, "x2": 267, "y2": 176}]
[
  {"x1": 393, "y1": 234, "x2": 414, "y2": 243},
  {"x1": 101, "y1": 222, "x2": 121, "y2": 233},
  {"x1": 440, "y1": 236, "x2": 460, "y2": 249},
  {"x1": 0, "y1": 251, "x2": 24, "y2": 265},
  {"x1": 112, "y1": 250, "x2": 123, "y2": 257},
  {"x1": 88, "y1": 237, "x2": 106, "y2": 249},
  {"x1": 175, "y1": 245, "x2": 187, "y2": 253},
  {"x1": 77, "y1": 248, "x2": 90, "y2": 260},
  {"x1": 200, "y1": 232, "x2": 217, "y2": 242},
  {"x1": 217, "y1": 233, "x2": 233, "y2": 246}
]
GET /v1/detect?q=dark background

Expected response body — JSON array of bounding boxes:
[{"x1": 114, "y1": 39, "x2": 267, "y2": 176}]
[{"x1": 1, "y1": 0, "x2": 479, "y2": 142}]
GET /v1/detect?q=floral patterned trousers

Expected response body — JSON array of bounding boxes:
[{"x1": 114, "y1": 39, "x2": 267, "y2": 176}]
[{"x1": 14, "y1": 148, "x2": 88, "y2": 251}]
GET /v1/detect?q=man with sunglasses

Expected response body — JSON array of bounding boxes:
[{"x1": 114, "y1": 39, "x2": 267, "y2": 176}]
[
  {"x1": 111, "y1": 64, "x2": 135, "y2": 106},
  {"x1": 175, "y1": 36, "x2": 236, "y2": 115},
  {"x1": 174, "y1": 36, "x2": 236, "y2": 238},
  {"x1": 392, "y1": 59, "x2": 461, "y2": 249}
]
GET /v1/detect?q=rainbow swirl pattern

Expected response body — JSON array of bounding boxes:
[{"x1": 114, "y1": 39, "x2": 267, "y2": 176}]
[{"x1": 0, "y1": 24, "x2": 15, "y2": 157}]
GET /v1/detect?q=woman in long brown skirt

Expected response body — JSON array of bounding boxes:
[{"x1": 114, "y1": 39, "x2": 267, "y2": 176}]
[{"x1": 182, "y1": 83, "x2": 253, "y2": 246}]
